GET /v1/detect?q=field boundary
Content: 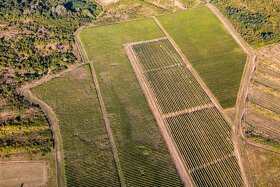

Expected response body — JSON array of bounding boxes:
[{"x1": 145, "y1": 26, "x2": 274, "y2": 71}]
[
  {"x1": 88, "y1": 63, "x2": 126, "y2": 186},
  {"x1": 16, "y1": 62, "x2": 90, "y2": 187},
  {"x1": 124, "y1": 44, "x2": 193, "y2": 187},
  {"x1": 152, "y1": 16, "x2": 249, "y2": 186},
  {"x1": 75, "y1": 28, "x2": 126, "y2": 186},
  {"x1": 22, "y1": 90, "x2": 65, "y2": 187},
  {"x1": 207, "y1": 3, "x2": 252, "y2": 55},
  {"x1": 0, "y1": 160, "x2": 49, "y2": 187}
]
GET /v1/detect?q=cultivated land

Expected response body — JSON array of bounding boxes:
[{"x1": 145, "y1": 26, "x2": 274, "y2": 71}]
[
  {"x1": 157, "y1": 7, "x2": 247, "y2": 108},
  {"x1": 79, "y1": 19, "x2": 183, "y2": 186},
  {"x1": 127, "y1": 38, "x2": 244, "y2": 186},
  {"x1": 0, "y1": 161, "x2": 48, "y2": 187},
  {"x1": 244, "y1": 44, "x2": 280, "y2": 146},
  {"x1": 32, "y1": 65, "x2": 120, "y2": 186}
]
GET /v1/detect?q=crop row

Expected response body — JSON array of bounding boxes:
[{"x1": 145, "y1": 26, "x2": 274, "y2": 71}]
[
  {"x1": 133, "y1": 39, "x2": 211, "y2": 114},
  {"x1": 256, "y1": 64, "x2": 280, "y2": 79},
  {"x1": 190, "y1": 155, "x2": 243, "y2": 187},
  {"x1": 245, "y1": 109, "x2": 280, "y2": 142},
  {"x1": 248, "y1": 87, "x2": 280, "y2": 114},
  {"x1": 131, "y1": 39, "x2": 243, "y2": 186},
  {"x1": 253, "y1": 74, "x2": 280, "y2": 92},
  {"x1": 132, "y1": 39, "x2": 182, "y2": 71},
  {"x1": 165, "y1": 107, "x2": 233, "y2": 169}
]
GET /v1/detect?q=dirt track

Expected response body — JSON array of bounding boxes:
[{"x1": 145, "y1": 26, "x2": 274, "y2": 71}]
[
  {"x1": 23, "y1": 91, "x2": 65, "y2": 187},
  {"x1": 208, "y1": 3, "x2": 280, "y2": 187}
]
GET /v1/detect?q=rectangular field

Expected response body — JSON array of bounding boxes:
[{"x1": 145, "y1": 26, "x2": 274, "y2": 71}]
[
  {"x1": 157, "y1": 7, "x2": 247, "y2": 108},
  {"x1": 0, "y1": 161, "x2": 48, "y2": 187},
  {"x1": 79, "y1": 19, "x2": 183, "y2": 186},
  {"x1": 127, "y1": 38, "x2": 244, "y2": 186},
  {"x1": 32, "y1": 65, "x2": 120, "y2": 186}
]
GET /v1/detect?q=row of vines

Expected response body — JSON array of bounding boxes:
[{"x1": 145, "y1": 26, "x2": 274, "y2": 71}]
[{"x1": 131, "y1": 39, "x2": 244, "y2": 186}]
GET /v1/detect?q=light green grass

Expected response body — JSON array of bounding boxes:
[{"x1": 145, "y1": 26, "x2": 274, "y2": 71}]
[
  {"x1": 32, "y1": 65, "x2": 120, "y2": 186},
  {"x1": 157, "y1": 6, "x2": 247, "y2": 108},
  {"x1": 79, "y1": 19, "x2": 183, "y2": 186}
]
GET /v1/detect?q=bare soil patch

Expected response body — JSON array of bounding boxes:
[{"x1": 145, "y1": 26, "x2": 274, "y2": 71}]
[
  {"x1": 0, "y1": 161, "x2": 49, "y2": 187},
  {"x1": 96, "y1": 0, "x2": 119, "y2": 6}
]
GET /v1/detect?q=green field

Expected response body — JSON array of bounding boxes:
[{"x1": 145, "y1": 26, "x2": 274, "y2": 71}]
[
  {"x1": 157, "y1": 7, "x2": 247, "y2": 108},
  {"x1": 32, "y1": 65, "x2": 120, "y2": 186},
  {"x1": 79, "y1": 20, "x2": 182, "y2": 186},
  {"x1": 130, "y1": 39, "x2": 244, "y2": 186}
]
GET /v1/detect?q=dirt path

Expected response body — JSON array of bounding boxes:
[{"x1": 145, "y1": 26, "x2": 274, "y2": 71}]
[
  {"x1": 23, "y1": 91, "x2": 65, "y2": 187},
  {"x1": 152, "y1": 16, "x2": 249, "y2": 187},
  {"x1": 75, "y1": 28, "x2": 126, "y2": 186},
  {"x1": 208, "y1": 3, "x2": 280, "y2": 186},
  {"x1": 124, "y1": 45, "x2": 193, "y2": 187},
  {"x1": 207, "y1": 4, "x2": 252, "y2": 55},
  {"x1": 18, "y1": 62, "x2": 87, "y2": 93}
]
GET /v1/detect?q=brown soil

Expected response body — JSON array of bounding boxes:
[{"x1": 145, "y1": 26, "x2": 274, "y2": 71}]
[{"x1": 0, "y1": 161, "x2": 48, "y2": 187}]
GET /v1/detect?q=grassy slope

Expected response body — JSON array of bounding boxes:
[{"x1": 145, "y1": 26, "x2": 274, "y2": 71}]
[
  {"x1": 157, "y1": 6, "x2": 247, "y2": 108},
  {"x1": 79, "y1": 19, "x2": 183, "y2": 186},
  {"x1": 32, "y1": 65, "x2": 120, "y2": 186}
]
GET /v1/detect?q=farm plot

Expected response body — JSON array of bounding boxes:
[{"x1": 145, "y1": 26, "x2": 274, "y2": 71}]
[
  {"x1": 32, "y1": 65, "x2": 120, "y2": 186},
  {"x1": 244, "y1": 44, "x2": 280, "y2": 146},
  {"x1": 79, "y1": 19, "x2": 183, "y2": 186},
  {"x1": 157, "y1": 7, "x2": 247, "y2": 108},
  {"x1": 0, "y1": 161, "x2": 48, "y2": 187},
  {"x1": 128, "y1": 38, "x2": 244, "y2": 186}
]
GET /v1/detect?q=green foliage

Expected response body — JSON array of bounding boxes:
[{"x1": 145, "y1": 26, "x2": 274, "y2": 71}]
[
  {"x1": 0, "y1": 0, "x2": 101, "y2": 158},
  {"x1": 64, "y1": 0, "x2": 99, "y2": 17},
  {"x1": 157, "y1": 7, "x2": 247, "y2": 108},
  {"x1": 32, "y1": 65, "x2": 120, "y2": 186},
  {"x1": 213, "y1": 0, "x2": 280, "y2": 47},
  {"x1": 79, "y1": 19, "x2": 182, "y2": 186},
  {"x1": 226, "y1": 7, "x2": 267, "y2": 30}
]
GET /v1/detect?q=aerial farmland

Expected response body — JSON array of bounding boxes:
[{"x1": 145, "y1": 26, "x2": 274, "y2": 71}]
[{"x1": 1, "y1": 0, "x2": 280, "y2": 186}]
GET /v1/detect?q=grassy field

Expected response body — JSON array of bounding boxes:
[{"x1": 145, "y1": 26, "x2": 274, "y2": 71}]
[
  {"x1": 79, "y1": 19, "x2": 183, "y2": 186},
  {"x1": 32, "y1": 65, "x2": 120, "y2": 186},
  {"x1": 157, "y1": 6, "x2": 247, "y2": 108}
]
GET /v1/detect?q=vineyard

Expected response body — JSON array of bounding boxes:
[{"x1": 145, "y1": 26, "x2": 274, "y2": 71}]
[
  {"x1": 244, "y1": 44, "x2": 280, "y2": 145},
  {"x1": 79, "y1": 19, "x2": 183, "y2": 186},
  {"x1": 32, "y1": 65, "x2": 120, "y2": 186},
  {"x1": 157, "y1": 7, "x2": 247, "y2": 108},
  {"x1": 129, "y1": 38, "x2": 244, "y2": 186}
]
